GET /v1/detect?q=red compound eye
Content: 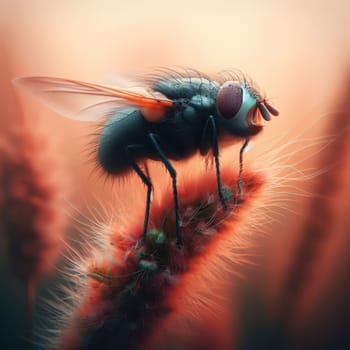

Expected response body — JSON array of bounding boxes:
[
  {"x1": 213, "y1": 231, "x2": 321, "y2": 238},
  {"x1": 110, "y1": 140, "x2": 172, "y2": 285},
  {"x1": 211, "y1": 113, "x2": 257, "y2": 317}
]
[{"x1": 216, "y1": 81, "x2": 242, "y2": 119}]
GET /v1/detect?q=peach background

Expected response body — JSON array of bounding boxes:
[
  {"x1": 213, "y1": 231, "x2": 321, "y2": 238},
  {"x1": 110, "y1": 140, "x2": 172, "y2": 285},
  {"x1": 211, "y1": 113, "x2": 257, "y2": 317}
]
[{"x1": 1, "y1": 0, "x2": 350, "y2": 348}]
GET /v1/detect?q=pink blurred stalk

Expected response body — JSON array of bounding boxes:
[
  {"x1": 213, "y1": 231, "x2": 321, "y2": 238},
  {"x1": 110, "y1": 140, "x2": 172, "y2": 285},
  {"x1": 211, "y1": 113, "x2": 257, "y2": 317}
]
[
  {"x1": 0, "y1": 124, "x2": 65, "y2": 333},
  {"x1": 277, "y1": 71, "x2": 350, "y2": 336},
  {"x1": 0, "y1": 36, "x2": 66, "y2": 334}
]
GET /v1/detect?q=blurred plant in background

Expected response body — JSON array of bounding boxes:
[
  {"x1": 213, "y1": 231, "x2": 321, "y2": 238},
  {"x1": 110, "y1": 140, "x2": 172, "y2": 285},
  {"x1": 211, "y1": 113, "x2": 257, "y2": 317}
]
[
  {"x1": 0, "y1": 121, "x2": 66, "y2": 336},
  {"x1": 274, "y1": 70, "x2": 350, "y2": 348},
  {"x1": 1, "y1": 1, "x2": 350, "y2": 349}
]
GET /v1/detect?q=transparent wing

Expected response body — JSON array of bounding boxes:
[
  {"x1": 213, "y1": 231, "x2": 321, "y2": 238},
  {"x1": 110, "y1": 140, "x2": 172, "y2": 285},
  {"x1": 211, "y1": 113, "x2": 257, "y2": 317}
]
[{"x1": 13, "y1": 76, "x2": 174, "y2": 121}]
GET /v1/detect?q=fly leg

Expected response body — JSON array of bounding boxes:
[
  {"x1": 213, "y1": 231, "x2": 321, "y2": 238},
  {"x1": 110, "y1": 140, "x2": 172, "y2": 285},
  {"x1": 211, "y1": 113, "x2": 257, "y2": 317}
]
[
  {"x1": 237, "y1": 138, "x2": 250, "y2": 200},
  {"x1": 202, "y1": 115, "x2": 227, "y2": 210},
  {"x1": 125, "y1": 145, "x2": 153, "y2": 244},
  {"x1": 148, "y1": 133, "x2": 182, "y2": 246}
]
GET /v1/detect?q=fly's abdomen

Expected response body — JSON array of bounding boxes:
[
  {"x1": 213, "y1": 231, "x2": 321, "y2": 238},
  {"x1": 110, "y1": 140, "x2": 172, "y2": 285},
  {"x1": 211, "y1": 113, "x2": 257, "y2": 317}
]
[{"x1": 98, "y1": 108, "x2": 148, "y2": 174}]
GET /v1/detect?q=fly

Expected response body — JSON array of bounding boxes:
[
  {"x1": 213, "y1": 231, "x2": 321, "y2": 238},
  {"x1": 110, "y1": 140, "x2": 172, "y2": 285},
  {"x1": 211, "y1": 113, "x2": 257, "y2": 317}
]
[{"x1": 14, "y1": 69, "x2": 279, "y2": 245}]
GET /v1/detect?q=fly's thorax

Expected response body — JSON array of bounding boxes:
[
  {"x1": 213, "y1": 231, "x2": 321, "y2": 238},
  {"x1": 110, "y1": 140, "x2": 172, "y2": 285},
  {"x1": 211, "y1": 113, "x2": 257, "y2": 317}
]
[
  {"x1": 154, "y1": 76, "x2": 218, "y2": 122},
  {"x1": 171, "y1": 93, "x2": 216, "y2": 125},
  {"x1": 154, "y1": 77, "x2": 219, "y2": 100},
  {"x1": 187, "y1": 94, "x2": 216, "y2": 117}
]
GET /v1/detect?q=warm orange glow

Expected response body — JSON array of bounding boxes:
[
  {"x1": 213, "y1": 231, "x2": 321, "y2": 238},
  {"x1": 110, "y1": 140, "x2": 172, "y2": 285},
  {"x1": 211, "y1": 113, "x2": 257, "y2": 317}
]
[{"x1": 1, "y1": 1, "x2": 350, "y2": 349}]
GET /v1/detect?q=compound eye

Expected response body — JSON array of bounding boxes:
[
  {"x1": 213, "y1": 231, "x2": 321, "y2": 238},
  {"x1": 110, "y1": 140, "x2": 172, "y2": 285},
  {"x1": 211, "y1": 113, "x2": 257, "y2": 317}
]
[{"x1": 216, "y1": 81, "x2": 243, "y2": 119}]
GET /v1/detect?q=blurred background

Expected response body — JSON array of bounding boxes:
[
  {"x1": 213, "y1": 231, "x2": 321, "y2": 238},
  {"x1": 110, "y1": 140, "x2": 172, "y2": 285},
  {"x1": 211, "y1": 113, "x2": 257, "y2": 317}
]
[{"x1": 1, "y1": 0, "x2": 350, "y2": 349}]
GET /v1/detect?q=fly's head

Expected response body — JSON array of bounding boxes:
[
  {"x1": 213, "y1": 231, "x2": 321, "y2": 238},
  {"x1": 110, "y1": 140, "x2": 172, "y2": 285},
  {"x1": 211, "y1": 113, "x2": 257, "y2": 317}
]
[{"x1": 216, "y1": 80, "x2": 279, "y2": 137}]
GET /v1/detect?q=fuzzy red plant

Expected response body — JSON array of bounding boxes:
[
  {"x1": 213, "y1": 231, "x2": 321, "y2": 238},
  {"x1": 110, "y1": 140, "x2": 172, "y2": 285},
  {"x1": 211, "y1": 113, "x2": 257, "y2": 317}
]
[
  {"x1": 0, "y1": 124, "x2": 65, "y2": 331},
  {"x1": 53, "y1": 166, "x2": 264, "y2": 350}
]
